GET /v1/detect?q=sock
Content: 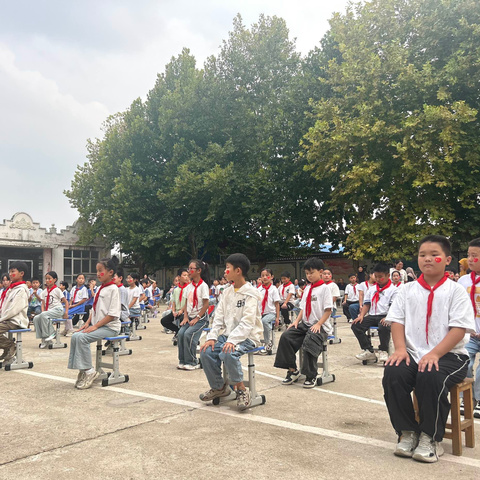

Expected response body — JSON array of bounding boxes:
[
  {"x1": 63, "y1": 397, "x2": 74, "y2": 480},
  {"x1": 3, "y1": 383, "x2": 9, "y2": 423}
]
[{"x1": 85, "y1": 367, "x2": 95, "y2": 374}]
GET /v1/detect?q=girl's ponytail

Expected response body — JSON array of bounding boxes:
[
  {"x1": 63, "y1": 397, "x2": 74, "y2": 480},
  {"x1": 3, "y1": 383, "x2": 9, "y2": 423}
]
[{"x1": 190, "y1": 259, "x2": 211, "y2": 286}]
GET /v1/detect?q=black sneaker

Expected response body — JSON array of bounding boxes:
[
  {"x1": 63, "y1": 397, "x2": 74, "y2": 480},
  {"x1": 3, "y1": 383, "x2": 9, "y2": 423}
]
[
  {"x1": 282, "y1": 369, "x2": 300, "y2": 385},
  {"x1": 303, "y1": 377, "x2": 317, "y2": 389}
]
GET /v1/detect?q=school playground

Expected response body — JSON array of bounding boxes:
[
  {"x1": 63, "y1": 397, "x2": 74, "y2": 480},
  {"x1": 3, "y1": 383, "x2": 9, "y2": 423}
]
[{"x1": 1, "y1": 308, "x2": 479, "y2": 480}]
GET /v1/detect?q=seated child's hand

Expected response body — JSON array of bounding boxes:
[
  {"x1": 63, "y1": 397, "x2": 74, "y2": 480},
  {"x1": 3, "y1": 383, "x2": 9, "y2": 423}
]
[
  {"x1": 385, "y1": 349, "x2": 410, "y2": 367},
  {"x1": 222, "y1": 342, "x2": 235, "y2": 353},
  {"x1": 418, "y1": 352, "x2": 440, "y2": 373},
  {"x1": 352, "y1": 316, "x2": 362, "y2": 324},
  {"x1": 200, "y1": 339, "x2": 215, "y2": 352},
  {"x1": 309, "y1": 323, "x2": 322, "y2": 333},
  {"x1": 379, "y1": 317, "x2": 390, "y2": 326},
  {"x1": 275, "y1": 318, "x2": 279, "y2": 327}
]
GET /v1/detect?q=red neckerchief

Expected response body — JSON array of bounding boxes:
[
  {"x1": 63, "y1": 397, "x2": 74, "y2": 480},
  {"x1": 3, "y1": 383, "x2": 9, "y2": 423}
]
[
  {"x1": 178, "y1": 282, "x2": 189, "y2": 302},
  {"x1": 305, "y1": 280, "x2": 325, "y2": 320},
  {"x1": 261, "y1": 283, "x2": 272, "y2": 314},
  {"x1": 72, "y1": 285, "x2": 84, "y2": 303},
  {"x1": 93, "y1": 281, "x2": 116, "y2": 312},
  {"x1": 282, "y1": 281, "x2": 292, "y2": 296},
  {"x1": 469, "y1": 272, "x2": 480, "y2": 317},
  {"x1": 417, "y1": 272, "x2": 449, "y2": 344},
  {"x1": 192, "y1": 279, "x2": 203, "y2": 308},
  {"x1": 0, "y1": 281, "x2": 26, "y2": 309},
  {"x1": 45, "y1": 285, "x2": 57, "y2": 310},
  {"x1": 351, "y1": 283, "x2": 358, "y2": 295},
  {"x1": 394, "y1": 282, "x2": 401, "y2": 287},
  {"x1": 325, "y1": 281, "x2": 333, "y2": 285},
  {"x1": 371, "y1": 280, "x2": 392, "y2": 313}
]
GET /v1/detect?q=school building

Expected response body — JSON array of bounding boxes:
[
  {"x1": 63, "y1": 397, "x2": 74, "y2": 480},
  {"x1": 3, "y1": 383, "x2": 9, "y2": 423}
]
[{"x1": 0, "y1": 212, "x2": 108, "y2": 284}]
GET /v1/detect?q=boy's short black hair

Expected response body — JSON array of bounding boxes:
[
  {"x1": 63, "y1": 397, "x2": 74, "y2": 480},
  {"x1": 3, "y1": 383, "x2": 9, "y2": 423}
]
[
  {"x1": 468, "y1": 238, "x2": 480, "y2": 249},
  {"x1": 372, "y1": 263, "x2": 390, "y2": 275},
  {"x1": 225, "y1": 253, "x2": 250, "y2": 277},
  {"x1": 141, "y1": 279, "x2": 148, "y2": 285},
  {"x1": 31, "y1": 277, "x2": 40, "y2": 283},
  {"x1": 9, "y1": 261, "x2": 29, "y2": 279},
  {"x1": 60, "y1": 281, "x2": 69, "y2": 289},
  {"x1": 349, "y1": 273, "x2": 357, "y2": 278},
  {"x1": 445, "y1": 266, "x2": 457, "y2": 273},
  {"x1": 116, "y1": 267, "x2": 124, "y2": 279},
  {"x1": 303, "y1": 257, "x2": 325, "y2": 271},
  {"x1": 280, "y1": 271, "x2": 291, "y2": 278},
  {"x1": 419, "y1": 235, "x2": 451, "y2": 256}
]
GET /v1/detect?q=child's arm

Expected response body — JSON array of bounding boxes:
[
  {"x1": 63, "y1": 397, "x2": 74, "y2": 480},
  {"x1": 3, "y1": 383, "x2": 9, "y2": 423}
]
[
  {"x1": 418, "y1": 327, "x2": 467, "y2": 373},
  {"x1": 275, "y1": 301, "x2": 280, "y2": 326},
  {"x1": 41, "y1": 299, "x2": 46, "y2": 312},
  {"x1": 385, "y1": 323, "x2": 409, "y2": 366},
  {"x1": 223, "y1": 295, "x2": 259, "y2": 349},
  {"x1": 84, "y1": 315, "x2": 114, "y2": 333},
  {"x1": 0, "y1": 289, "x2": 28, "y2": 322},
  {"x1": 359, "y1": 290, "x2": 365, "y2": 308},
  {"x1": 310, "y1": 308, "x2": 332, "y2": 333},
  {"x1": 71, "y1": 297, "x2": 87, "y2": 308},
  {"x1": 61, "y1": 296, "x2": 69, "y2": 319},
  {"x1": 202, "y1": 295, "x2": 226, "y2": 352},
  {"x1": 284, "y1": 291, "x2": 293, "y2": 306},
  {"x1": 352, "y1": 303, "x2": 370, "y2": 323},
  {"x1": 128, "y1": 296, "x2": 138, "y2": 309},
  {"x1": 189, "y1": 298, "x2": 209, "y2": 325}
]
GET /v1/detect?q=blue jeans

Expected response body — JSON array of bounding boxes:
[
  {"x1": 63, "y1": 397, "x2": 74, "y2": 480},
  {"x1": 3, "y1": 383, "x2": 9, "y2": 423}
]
[
  {"x1": 200, "y1": 334, "x2": 256, "y2": 389},
  {"x1": 261, "y1": 313, "x2": 276, "y2": 344},
  {"x1": 348, "y1": 302, "x2": 360, "y2": 320},
  {"x1": 177, "y1": 316, "x2": 208, "y2": 366},
  {"x1": 465, "y1": 336, "x2": 480, "y2": 401}
]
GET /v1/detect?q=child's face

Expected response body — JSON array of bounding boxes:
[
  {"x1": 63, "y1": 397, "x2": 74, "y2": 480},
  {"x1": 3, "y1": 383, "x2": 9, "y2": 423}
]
[
  {"x1": 179, "y1": 271, "x2": 189, "y2": 285},
  {"x1": 127, "y1": 276, "x2": 134, "y2": 286},
  {"x1": 9, "y1": 268, "x2": 23, "y2": 283},
  {"x1": 396, "y1": 261, "x2": 404, "y2": 270},
  {"x1": 26, "y1": 280, "x2": 32, "y2": 288},
  {"x1": 261, "y1": 270, "x2": 272, "y2": 284},
  {"x1": 59, "y1": 284, "x2": 66, "y2": 291},
  {"x1": 32, "y1": 280, "x2": 40, "y2": 289},
  {"x1": 188, "y1": 263, "x2": 201, "y2": 281},
  {"x1": 280, "y1": 276, "x2": 290, "y2": 284},
  {"x1": 305, "y1": 268, "x2": 322, "y2": 284},
  {"x1": 349, "y1": 275, "x2": 357, "y2": 284},
  {"x1": 322, "y1": 270, "x2": 332, "y2": 282},
  {"x1": 374, "y1": 272, "x2": 390, "y2": 286},
  {"x1": 113, "y1": 274, "x2": 123, "y2": 286},
  {"x1": 418, "y1": 242, "x2": 451, "y2": 277},
  {"x1": 224, "y1": 263, "x2": 238, "y2": 283},
  {"x1": 96, "y1": 264, "x2": 113, "y2": 283},
  {"x1": 392, "y1": 272, "x2": 401, "y2": 283},
  {"x1": 213, "y1": 280, "x2": 219, "y2": 286},
  {"x1": 45, "y1": 274, "x2": 56, "y2": 288},
  {"x1": 76, "y1": 275, "x2": 85, "y2": 286},
  {"x1": 467, "y1": 246, "x2": 480, "y2": 273},
  {"x1": 447, "y1": 271, "x2": 455, "y2": 280},
  {"x1": 454, "y1": 273, "x2": 460, "y2": 281}
]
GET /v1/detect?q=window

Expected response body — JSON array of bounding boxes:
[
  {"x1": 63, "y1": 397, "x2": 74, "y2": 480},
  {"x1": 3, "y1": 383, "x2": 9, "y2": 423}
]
[{"x1": 63, "y1": 249, "x2": 100, "y2": 286}]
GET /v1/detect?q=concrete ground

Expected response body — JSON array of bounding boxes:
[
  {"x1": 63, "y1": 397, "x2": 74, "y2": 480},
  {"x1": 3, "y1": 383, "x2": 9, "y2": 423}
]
[{"x1": 1, "y1": 309, "x2": 479, "y2": 480}]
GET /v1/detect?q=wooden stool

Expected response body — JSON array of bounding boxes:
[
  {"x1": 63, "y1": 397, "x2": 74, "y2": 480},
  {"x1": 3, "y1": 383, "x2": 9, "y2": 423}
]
[{"x1": 413, "y1": 378, "x2": 475, "y2": 456}]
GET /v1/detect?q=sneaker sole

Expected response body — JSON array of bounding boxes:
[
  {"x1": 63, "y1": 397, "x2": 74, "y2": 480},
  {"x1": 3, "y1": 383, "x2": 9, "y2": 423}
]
[{"x1": 394, "y1": 449, "x2": 414, "y2": 458}]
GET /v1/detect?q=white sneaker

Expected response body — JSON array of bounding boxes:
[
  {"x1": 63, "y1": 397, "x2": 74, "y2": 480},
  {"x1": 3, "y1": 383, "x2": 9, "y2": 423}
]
[
  {"x1": 183, "y1": 364, "x2": 201, "y2": 370},
  {"x1": 39, "y1": 341, "x2": 47, "y2": 349},
  {"x1": 412, "y1": 432, "x2": 444, "y2": 463},
  {"x1": 75, "y1": 371, "x2": 86, "y2": 388},
  {"x1": 65, "y1": 330, "x2": 75, "y2": 337},
  {"x1": 378, "y1": 350, "x2": 389, "y2": 363},
  {"x1": 76, "y1": 320, "x2": 85, "y2": 329},
  {"x1": 45, "y1": 332, "x2": 56, "y2": 342},
  {"x1": 394, "y1": 431, "x2": 419, "y2": 457},
  {"x1": 355, "y1": 350, "x2": 377, "y2": 361},
  {"x1": 177, "y1": 364, "x2": 185, "y2": 370},
  {"x1": 77, "y1": 370, "x2": 99, "y2": 390}
]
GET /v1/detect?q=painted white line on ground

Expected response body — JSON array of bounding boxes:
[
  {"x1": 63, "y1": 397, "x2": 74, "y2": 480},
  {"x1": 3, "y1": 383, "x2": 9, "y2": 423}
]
[{"x1": 16, "y1": 369, "x2": 480, "y2": 470}]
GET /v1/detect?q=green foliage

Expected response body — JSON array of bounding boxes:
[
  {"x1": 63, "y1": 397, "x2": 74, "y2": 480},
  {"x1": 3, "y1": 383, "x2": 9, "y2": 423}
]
[{"x1": 304, "y1": 0, "x2": 480, "y2": 259}]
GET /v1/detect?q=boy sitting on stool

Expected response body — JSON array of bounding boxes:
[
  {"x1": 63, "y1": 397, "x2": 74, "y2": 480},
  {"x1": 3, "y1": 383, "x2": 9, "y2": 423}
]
[
  {"x1": 199, "y1": 253, "x2": 263, "y2": 410},
  {"x1": 352, "y1": 262, "x2": 398, "y2": 364},
  {"x1": 383, "y1": 235, "x2": 474, "y2": 463},
  {"x1": 274, "y1": 257, "x2": 333, "y2": 388}
]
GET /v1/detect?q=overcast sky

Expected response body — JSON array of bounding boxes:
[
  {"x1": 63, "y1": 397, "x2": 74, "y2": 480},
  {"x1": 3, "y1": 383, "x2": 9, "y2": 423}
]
[{"x1": 0, "y1": 0, "x2": 350, "y2": 230}]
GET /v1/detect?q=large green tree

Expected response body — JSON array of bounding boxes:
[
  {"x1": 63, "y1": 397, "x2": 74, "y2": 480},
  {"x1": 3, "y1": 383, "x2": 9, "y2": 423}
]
[{"x1": 304, "y1": 0, "x2": 480, "y2": 259}]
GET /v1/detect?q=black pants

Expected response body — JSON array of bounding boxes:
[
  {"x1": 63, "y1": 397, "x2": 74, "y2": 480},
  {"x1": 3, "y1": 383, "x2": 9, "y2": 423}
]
[
  {"x1": 274, "y1": 322, "x2": 326, "y2": 379},
  {"x1": 383, "y1": 352, "x2": 469, "y2": 441},
  {"x1": 280, "y1": 302, "x2": 294, "y2": 325},
  {"x1": 351, "y1": 314, "x2": 390, "y2": 351},
  {"x1": 160, "y1": 311, "x2": 182, "y2": 334}
]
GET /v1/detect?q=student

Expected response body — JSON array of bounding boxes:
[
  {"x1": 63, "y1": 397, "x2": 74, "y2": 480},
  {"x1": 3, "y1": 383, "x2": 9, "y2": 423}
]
[
  {"x1": 152, "y1": 281, "x2": 161, "y2": 307},
  {"x1": 27, "y1": 277, "x2": 43, "y2": 320},
  {"x1": 199, "y1": 253, "x2": 263, "y2": 408},
  {"x1": 0, "y1": 261, "x2": 30, "y2": 362},
  {"x1": 177, "y1": 259, "x2": 210, "y2": 370},
  {"x1": 458, "y1": 237, "x2": 480, "y2": 417},
  {"x1": 142, "y1": 279, "x2": 154, "y2": 312},
  {"x1": 390, "y1": 260, "x2": 408, "y2": 284},
  {"x1": 383, "y1": 235, "x2": 474, "y2": 463},
  {"x1": 69, "y1": 274, "x2": 89, "y2": 331},
  {"x1": 391, "y1": 271, "x2": 403, "y2": 288},
  {"x1": 357, "y1": 272, "x2": 376, "y2": 310},
  {"x1": 445, "y1": 267, "x2": 456, "y2": 281},
  {"x1": 211, "y1": 279, "x2": 219, "y2": 300},
  {"x1": 274, "y1": 257, "x2": 333, "y2": 388},
  {"x1": 352, "y1": 263, "x2": 398, "y2": 363},
  {"x1": 126, "y1": 273, "x2": 141, "y2": 322},
  {"x1": 0, "y1": 273, "x2": 11, "y2": 296},
  {"x1": 68, "y1": 258, "x2": 121, "y2": 390},
  {"x1": 257, "y1": 268, "x2": 280, "y2": 354},
  {"x1": 161, "y1": 268, "x2": 189, "y2": 339},
  {"x1": 33, "y1": 271, "x2": 69, "y2": 348},
  {"x1": 343, "y1": 273, "x2": 360, "y2": 321},
  {"x1": 322, "y1": 269, "x2": 340, "y2": 313},
  {"x1": 60, "y1": 281, "x2": 70, "y2": 301},
  {"x1": 278, "y1": 271, "x2": 295, "y2": 327}
]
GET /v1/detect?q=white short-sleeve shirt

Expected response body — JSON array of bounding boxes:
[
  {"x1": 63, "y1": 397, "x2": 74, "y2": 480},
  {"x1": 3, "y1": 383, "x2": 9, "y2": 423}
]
[
  {"x1": 185, "y1": 281, "x2": 210, "y2": 318},
  {"x1": 326, "y1": 282, "x2": 341, "y2": 301},
  {"x1": 70, "y1": 285, "x2": 89, "y2": 304},
  {"x1": 299, "y1": 283, "x2": 334, "y2": 334},
  {"x1": 386, "y1": 280, "x2": 475, "y2": 363},
  {"x1": 91, "y1": 284, "x2": 121, "y2": 333},
  {"x1": 127, "y1": 286, "x2": 141, "y2": 309},
  {"x1": 364, "y1": 282, "x2": 398, "y2": 316},
  {"x1": 258, "y1": 284, "x2": 281, "y2": 315},
  {"x1": 344, "y1": 283, "x2": 360, "y2": 302},
  {"x1": 278, "y1": 282, "x2": 295, "y2": 303},
  {"x1": 41, "y1": 286, "x2": 64, "y2": 310},
  {"x1": 458, "y1": 274, "x2": 480, "y2": 333}
]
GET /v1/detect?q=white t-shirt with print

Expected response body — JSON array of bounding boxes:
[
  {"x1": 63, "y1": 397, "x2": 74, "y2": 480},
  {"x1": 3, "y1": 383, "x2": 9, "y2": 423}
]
[
  {"x1": 364, "y1": 283, "x2": 398, "y2": 316},
  {"x1": 185, "y1": 281, "x2": 210, "y2": 318},
  {"x1": 258, "y1": 284, "x2": 281, "y2": 315},
  {"x1": 278, "y1": 283, "x2": 295, "y2": 303},
  {"x1": 458, "y1": 274, "x2": 480, "y2": 333},
  {"x1": 299, "y1": 283, "x2": 334, "y2": 334}
]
